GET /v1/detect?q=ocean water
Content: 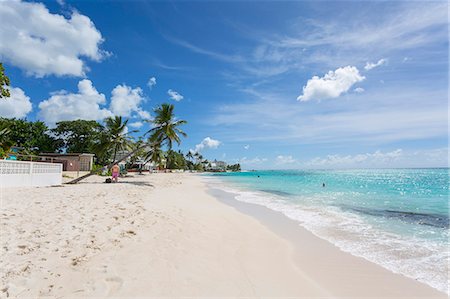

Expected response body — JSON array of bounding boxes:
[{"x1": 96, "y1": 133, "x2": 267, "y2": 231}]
[{"x1": 206, "y1": 169, "x2": 449, "y2": 294}]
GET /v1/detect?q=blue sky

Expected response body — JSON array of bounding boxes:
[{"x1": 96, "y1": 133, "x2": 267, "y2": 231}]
[{"x1": 0, "y1": 0, "x2": 448, "y2": 169}]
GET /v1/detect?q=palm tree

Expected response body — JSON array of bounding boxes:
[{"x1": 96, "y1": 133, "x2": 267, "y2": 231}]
[
  {"x1": 94, "y1": 116, "x2": 134, "y2": 163},
  {"x1": 145, "y1": 142, "x2": 165, "y2": 169},
  {"x1": 67, "y1": 105, "x2": 187, "y2": 184},
  {"x1": 146, "y1": 103, "x2": 187, "y2": 150},
  {"x1": 186, "y1": 151, "x2": 194, "y2": 162}
]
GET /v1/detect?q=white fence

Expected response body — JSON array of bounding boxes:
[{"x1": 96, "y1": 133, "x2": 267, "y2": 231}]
[{"x1": 0, "y1": 160, "x2": 62, "y2": 188}]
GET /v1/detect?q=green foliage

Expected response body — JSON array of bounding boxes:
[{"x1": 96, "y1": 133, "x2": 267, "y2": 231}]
[
  {"x1": 147, "y1": 103, "x2": 187, "y2": 150},
  {"x1": 0, "y1": 126, "x2": 13, "y2": 158},
  {"x1": 52, "y1": 119, "x2": 103, "y2": 153},
  {"x1": 226, "y1": 163, "x2": 241, "y2": 172},
  {"x1": 166, "y1": 150, "x2": 187, "y2": 169},
  {"x1": 194, "y1": 162, "x2": 204, "y2": 171},
  {"x1": 90, "y1": 116, "x2": 131, "y2": 164},
  {"x1": 0, "y1": 63, "x2": 10, "y2": 99},
  {"x1": 144, "y1": 142, "x2": 165, "y2": 168},
  {"x1": 0, "y1": 118, "x2": 61, "y2": 154},
  {"x1": 128, "y1": 139, "x2": 147, "y2": 165}
]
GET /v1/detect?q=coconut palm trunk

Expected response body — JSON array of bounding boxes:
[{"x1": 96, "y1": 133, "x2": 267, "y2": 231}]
[{"x1": 66, "y1": 143, "x2": 150, "y2": 184}]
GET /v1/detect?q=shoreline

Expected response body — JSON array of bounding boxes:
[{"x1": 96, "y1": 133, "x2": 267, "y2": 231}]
[
  {"x1": 1, "y1": 173, "x2": 447, "y2": 298},
  {"x1": 204, "y1": 171, "x2": 449, "y2": 295},
  {"x1": 207, "y1": 185, "x2": 448, "y2": 298}
]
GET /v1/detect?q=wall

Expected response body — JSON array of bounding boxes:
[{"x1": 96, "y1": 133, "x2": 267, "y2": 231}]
[{"x1": 0, "y1": 160, "x2": 63, "y2": 188}]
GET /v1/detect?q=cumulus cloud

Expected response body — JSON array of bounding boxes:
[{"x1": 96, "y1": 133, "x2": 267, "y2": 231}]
[
  {"x1": 168, "y1": 89, "x2": 184, "y2": 101},
  {"x1": 0, "y1": 1, "x2": 107, "y2": 77},
  {"x1": 244, "y1": 144, "x2": 250, "y2": 150},
  {"x1": 239, "y1": 157, "x2": 267, "y2": 165},
  {"x1": 297, "y1": 66, "x2": 365, "y2": 101},
  {"x1": 0, "y1": 87, "x2": 32, "y2": 118},
  {"x1": 364, "y1": 58, "x2": 387, "y2": 71},
  {"x1": 147, "y1": 77, "x2": 156, "y2": 89},
  {"x1": 129, "y1": 121, "x2": 143, "y2": 128},
  {"x1": 193, "y1": 137, "x2": 221, "y2": 153},
  {"x1": 137, "y1": 110, "x2": 151, "y2": 120},
  {"x1": 38, "y1": 79, "x2": 112, "y2": 124},
  {"x1": 354, "y1": 87, "x2": 365, "y2": 93},
  {"x1": 306, "y1": 149, "x2": 403, "y2": 167},
  {"x1": 275, "y1": 155, "x2": 297, "y2": 164},
  {"x1": 110, "y1": 84, "x2": 150, "y2": 119}
]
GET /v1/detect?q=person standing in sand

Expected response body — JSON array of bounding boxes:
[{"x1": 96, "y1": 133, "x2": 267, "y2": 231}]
[{"x1": 111, "y1": 164, "x2": 120, "y2": 183}]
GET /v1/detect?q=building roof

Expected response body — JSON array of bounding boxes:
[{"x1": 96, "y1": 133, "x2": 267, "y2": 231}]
[{"x1": 39, "y1": 153, "x2": 95, "y2": 157}]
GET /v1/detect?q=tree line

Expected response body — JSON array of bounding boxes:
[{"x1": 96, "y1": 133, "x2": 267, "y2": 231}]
[
  {"x1": 0, "y1": 104, "x2": 187, "y2": 167},
  {"x1": 0, "y1": 106, "x2": 240, "y2": 173},
  {"x1": 0, "y1": 63, "x2": 240, "y2": 179}
]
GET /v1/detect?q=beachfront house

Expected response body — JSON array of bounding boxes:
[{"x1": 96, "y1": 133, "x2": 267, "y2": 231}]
[
  {"x1": 208, "y1": 159, "x2": 227, "y2": 172},
  {"x1": 38, "y1": 153, "x2": 95, "y2": 172}
]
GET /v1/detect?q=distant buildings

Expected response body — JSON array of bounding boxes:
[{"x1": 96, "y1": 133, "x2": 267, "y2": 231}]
[{"x1": 208, "y1": 159, "x2": 227, "y2": 172}]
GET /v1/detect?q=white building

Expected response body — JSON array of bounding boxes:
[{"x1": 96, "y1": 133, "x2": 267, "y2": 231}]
[{"x1": 209, "y1": 159, "x2": 227, "y2": 171}]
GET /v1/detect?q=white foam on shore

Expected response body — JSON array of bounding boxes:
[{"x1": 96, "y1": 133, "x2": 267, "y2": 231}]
[{"x1": 204, "y1": 176, "x2": 449, "y2": 295}]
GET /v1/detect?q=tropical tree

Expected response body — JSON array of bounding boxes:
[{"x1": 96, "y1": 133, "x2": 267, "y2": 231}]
[
  {"x1": 52, "y1": 119, "x2": 103, "y2": 153},
  {"x1": 0, "y1": 118, "x2": 60, "y2": 154},
  {"x1": 0, "y1": 63, "x2": 10, "y2": 99},
  {"x1": 0, "y1": 127, "x2": 12, "y2": 158},
  {"x1": 128, "y1": 139, "x2": 147, "y2": 166},
  {"x1": 147, "y1": 103, "x2": 187, "y2": 150},
  {"x1": 166, "y1": 150, "x2": 187, "y2": 169},
  {"x1": 186, "y1": 150, "x2": 194, "y2": 162},
  {"x1": 145, "y1": 142, "x2": 165, "y2": 169},
  {"x1": 68, "y1": 105, "x2": 187, "y2": 184},
  {"x1": 93, "y1": 116, "x2": 134, "y2": 163}
]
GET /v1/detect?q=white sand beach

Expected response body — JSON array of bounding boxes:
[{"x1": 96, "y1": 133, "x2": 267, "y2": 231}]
[{"x1": 0, "y1": 173, "x2": 446, "y2": 298}]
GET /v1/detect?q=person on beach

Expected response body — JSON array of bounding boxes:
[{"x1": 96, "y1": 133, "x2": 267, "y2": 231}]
[{"x1": 111, "y1": 164, "x2": 120, "y2": 183}]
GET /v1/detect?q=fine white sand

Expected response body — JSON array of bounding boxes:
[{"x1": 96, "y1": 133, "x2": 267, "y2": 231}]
[{"x1": 0, "y1": 173, "x2": 446, "y2": 298}]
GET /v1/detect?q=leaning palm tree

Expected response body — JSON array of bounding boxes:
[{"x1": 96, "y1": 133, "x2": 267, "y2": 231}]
[
  {"x1": 144, "y1": 142, "x2": 165, "y2": 169},
  {"x1": 67, "y1": 105, "x2": 187, "y2": 184},
  {"x1": 146, "y1": 103, "x2": 187, "y2": 150},
  {"x1": 95, "y1": 116, "x2": 134, "y2": 163}
]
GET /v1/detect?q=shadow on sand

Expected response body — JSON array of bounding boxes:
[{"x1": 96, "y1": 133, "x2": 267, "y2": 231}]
[
  {"x1": 118, "y1": 180, "x2": 154, "y2": 187},
  {"x1": 73, "y1": 179, "x2": 154, "y2": 188}
]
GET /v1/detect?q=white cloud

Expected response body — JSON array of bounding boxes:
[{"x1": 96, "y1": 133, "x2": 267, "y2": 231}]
[
  {"x1": 168, "y1": 89, "x2": 184, "y2": 101},
  {"x1": 137, "y1": 110, "x2": 151, "y2": 120},
  {"x1": 193, "y1": 137, "x2": 221, "y2": 153},
  {"x1": 354, "y1": 87, "x2": 365, "y2": 93},
  {"x1": 306, "y1": 149, "x2": 403, "y2": 167},
  {"x1": 297, "y1": 66, "x2": 365, "y2": 101},
  {"x1": 304, "y1": 148, "x2": 448, "y2": 168},
  {"x1": 239, "y1": 157, "x2": 267, "y2": 165},
  {"x1": 147, "y1": 77, "x2": 156, "y2": 89},
  {"x1": 0, "y1": 0, "x2": 107, "y2": 77},
  {"x1": 276, "y1": 155, "x2": 297, "y2": 164},
  {"x1": 234, "y1": 148, "x2": 447, "y2": 169},
  {"x1": 244, "y1": 144, "x2": 250, "y2": 150},
  {"x1": 364, "y1": 58, "x2": 387, "y2": 70},
  {"x1": 110, "y1": 84, "x2": 149, "y2": 119},
  {"x1": 129, "y1": 121, "x2": 143, "y2": 128},
  {"x1": 0, "y1": 87, "x2": 32, "y2": 118},
  {"x1": 38, "y1": 79, "x2": 112, "y2": 124}
]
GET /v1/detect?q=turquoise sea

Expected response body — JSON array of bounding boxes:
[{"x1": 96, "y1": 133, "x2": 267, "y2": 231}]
[{"x1": 206, "y1": 169, "x2": 449, "y2": 294}]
